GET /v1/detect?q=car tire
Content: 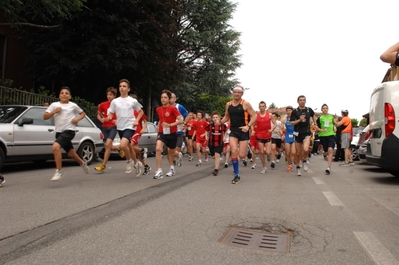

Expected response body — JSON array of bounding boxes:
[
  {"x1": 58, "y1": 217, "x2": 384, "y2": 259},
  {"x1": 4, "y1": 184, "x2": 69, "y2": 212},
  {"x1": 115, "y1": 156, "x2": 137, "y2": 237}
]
[
  {"x1": 351, "y1": 145, "x2": 359, "y2": 161},
  {"x1": 77, "y1": 141, "x2": 95, "y2": 165},
  {"x1": 0, "y1": 148, "x2": 5, "y2": 171}
]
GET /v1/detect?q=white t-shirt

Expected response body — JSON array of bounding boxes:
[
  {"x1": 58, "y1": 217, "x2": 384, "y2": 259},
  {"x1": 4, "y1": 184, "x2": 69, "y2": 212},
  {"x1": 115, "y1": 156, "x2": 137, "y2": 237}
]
[
  {"x1": 108, "y1": 96, "x2": 143, "y2": 130},
  {"x1": 272, "y1": 120, "x2": 282, "y2": 139},
  {"x1": 46, "y1": 101, "x2": 83, "y2": 133}
]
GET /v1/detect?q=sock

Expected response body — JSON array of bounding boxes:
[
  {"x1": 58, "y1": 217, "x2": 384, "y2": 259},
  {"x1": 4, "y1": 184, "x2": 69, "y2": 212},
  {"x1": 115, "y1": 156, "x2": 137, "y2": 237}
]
[
  {"x1": 170, "y1": 166, "x2": 175, "y2": 170},
  {"x1": 232, "y1": 157, "x2": 239, "y2": 175}
]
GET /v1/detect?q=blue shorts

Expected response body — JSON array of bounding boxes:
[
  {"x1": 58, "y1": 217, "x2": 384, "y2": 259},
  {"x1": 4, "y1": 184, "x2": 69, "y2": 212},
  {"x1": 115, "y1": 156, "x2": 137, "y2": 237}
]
[
  {"x1": 118, "y1": 129, "x2": 135, "y2": 142},
  {"x1": 102, "y1": 126, "x2": 117, "y2": 141}
]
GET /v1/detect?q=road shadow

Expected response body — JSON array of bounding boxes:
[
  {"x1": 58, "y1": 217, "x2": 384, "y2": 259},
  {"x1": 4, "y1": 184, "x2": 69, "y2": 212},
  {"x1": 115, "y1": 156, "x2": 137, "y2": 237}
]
[{"x1": 360, "y1": 167, "x2": 399, "y2": 185}]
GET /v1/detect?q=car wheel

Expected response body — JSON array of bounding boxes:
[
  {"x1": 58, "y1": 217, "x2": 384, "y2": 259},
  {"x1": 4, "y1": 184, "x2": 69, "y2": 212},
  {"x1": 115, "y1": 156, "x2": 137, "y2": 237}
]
[
  {"x1": 0, "y1": 148, "x2": 5, "y2": 171},
  {"x1": 351, "y1": 145, "x2": 359, "y2": 161},
  {"x1": 77, "y1": 141, "x2": 95, "y2": 165}
]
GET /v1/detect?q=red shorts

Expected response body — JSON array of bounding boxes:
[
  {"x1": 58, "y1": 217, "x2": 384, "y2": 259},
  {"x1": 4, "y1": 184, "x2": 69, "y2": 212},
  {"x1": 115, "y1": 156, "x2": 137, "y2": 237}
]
[
  {"x1": 250, "y1": 135, "x2": 259, "y2": 150},
  {"x1": 223, "y1": 142, "x2": 230, "y2": 148},
  {"x1": 196, "y1": 137, "x2": 208, "y2": 147},
  {"x1": 131, "y1": 133, "x2": 142, "y2": 145}
]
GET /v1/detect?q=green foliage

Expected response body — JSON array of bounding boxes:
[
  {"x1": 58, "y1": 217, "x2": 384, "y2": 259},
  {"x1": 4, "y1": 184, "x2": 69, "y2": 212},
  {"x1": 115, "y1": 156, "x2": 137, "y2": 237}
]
[
  {"x1": 268, "y1": 102, "x2": 278, "y2": 109},
  {"x1": 359, "y1": 117, "x2": 368, "y2": 127},
  {"x1": 351, "y1": 118, "x2": 358, "y2": 127},
  {"x1": 72, "y1": 96, "x2": 96, "y2": 120},
  {"x1": 1, "y1": 0, "x2": 86, "y2": 27},
  {"x1": 189, "y1": 94, "x2": 232, "y2": 116}
]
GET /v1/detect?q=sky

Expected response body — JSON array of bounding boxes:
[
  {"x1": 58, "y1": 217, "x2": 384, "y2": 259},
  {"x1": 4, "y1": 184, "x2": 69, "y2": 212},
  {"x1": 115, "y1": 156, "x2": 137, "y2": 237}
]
[{"x1": 229, "y1": 0, "x2": 399, "y2": 121}]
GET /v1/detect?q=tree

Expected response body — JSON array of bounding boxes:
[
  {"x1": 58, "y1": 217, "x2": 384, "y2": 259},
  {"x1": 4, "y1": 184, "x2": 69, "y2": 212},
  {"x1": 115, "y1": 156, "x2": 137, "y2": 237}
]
[
  {"x1": 268, "y1": 102, "x2": 278, "y2": 109},
  {"x1": 351, "y1": 118, "x2": 358, "y2": 127},
  {"x1": 0, "y1": 0, "x2": 86, "y2": 28}
]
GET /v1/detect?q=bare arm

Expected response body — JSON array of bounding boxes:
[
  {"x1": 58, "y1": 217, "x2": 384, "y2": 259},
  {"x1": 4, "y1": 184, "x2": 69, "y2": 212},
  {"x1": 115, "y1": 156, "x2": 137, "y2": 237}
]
[
  {"x1": 380, "y1": 42, "x2": 399, "y2": 64},
  {"x1": 71, "y1": 111, "x2": 86, "y2": 125},
  {"x1": 220, "y1": 102, "x2": 230, "y2": 124}
]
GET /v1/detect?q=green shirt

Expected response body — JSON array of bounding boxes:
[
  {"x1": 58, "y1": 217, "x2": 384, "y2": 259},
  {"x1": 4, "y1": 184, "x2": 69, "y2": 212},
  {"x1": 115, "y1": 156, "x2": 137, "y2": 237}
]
[{"x1": 318, "y1": 114, "x2": 335, "y2": 137}]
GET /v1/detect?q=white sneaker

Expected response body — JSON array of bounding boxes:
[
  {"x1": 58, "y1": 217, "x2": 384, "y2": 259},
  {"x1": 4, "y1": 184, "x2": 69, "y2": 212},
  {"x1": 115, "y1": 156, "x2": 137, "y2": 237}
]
[
  {"x1": 135, "y1": 162, "x2": 143, "y2": 177},
  {"x1": 166, "y1": 169, "x2": 176, "y2": 177},
  {"x1": 188, "y1": 155, "x2": 193, "y2": 161},
  {"x1": 142, "y1": 148, "x2": 148, "y2": 160},
  {"x1": 297, "y1": 167, "x2": 302, "y2": 176},
  {"x1": 153, "y1": 170, "x2": 163, "y2": 179},
  {"x1": 251, "y1": 164, "x2": 256, "y2": 169},
  {"x1": 126, "y1": 160, "x2": 133, "y2": 174},
  {"x1": 303, "y1": 162, "x2": 308, "y2": 172},
  {"x1": 51, "y1": 170, "x2": 63, "y2": 181},
  {"x1": 81, "y1": 162, "x2": 89, "y2": 174},
  {"x1": 196, "y1": 161, "x2": 202, "y2": 167},
  {"x1": 325, "y1": 167, "x2": 331, "y2": 175},
  {"x1": 178, "y1": 152, "x2": 183, "y2": 167},
  {"x1": 261, "y1": 167, "x2": 267, "y2": 174}
]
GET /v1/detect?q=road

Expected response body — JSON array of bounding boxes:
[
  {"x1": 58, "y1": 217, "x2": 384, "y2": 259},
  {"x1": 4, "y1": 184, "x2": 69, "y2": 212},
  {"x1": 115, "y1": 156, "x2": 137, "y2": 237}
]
[{"x1": 1, "y1": 155, "x2": 399, "y2": 265}]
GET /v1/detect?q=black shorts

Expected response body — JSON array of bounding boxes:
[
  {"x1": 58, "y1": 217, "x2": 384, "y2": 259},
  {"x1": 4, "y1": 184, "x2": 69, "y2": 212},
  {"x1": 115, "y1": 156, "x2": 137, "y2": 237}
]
[
  {"x1": 320, "y1": 135, "x2": 336, "y2": 152},
  {"x1": 118, "y1": 129, "x2": 135, "y2": 142},
  {"x1": 272, "y1": 138, "x2": 282, "y2": 148},
  {"x1": 209, "y1": 145, "x2": 223, "y2": 156},
  {"x1": 186, "y1": 135, "x2": 193, "y2": 140},
  {"x1": 157, "y1": 133, "x2": 178, "y2": 149},
  {"x1": 176, "y1": 134, "x2": 184, "y2": 148},
  {"x1": 257, "y1": 138, "x2": 271, "y2": 144},
  {"x1": 102, "y1": 126, "x2": 117, "y2": 141},
  {"x1": 294, "y1": 132, "x2": 311, "y2": 144},
  {"x1": 229, "y1": 129, "x2": 250, "y2": 141},
  {"x1": 55, "y1": 130, "x2": 76, "y2": 153}
]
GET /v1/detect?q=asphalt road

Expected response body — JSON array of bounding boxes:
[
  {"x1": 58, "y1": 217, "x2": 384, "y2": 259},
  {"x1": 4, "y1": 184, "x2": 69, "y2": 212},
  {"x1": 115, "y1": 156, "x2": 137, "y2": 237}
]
[{"x1": 1, "y1": 154, "x2": 399, "y2": 265}]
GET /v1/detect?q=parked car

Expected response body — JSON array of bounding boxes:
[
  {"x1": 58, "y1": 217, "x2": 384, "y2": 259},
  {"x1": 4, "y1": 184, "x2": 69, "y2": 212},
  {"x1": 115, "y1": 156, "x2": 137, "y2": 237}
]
[
  {"x1": 0, "y1": 105, "x2": 104, "y2": 170},
  {"x1": 367, "y1": 81, "x2": 399, "y2": 177},
  {"x1": 101, "y1": 122, "x2": 158, "y2": 158},
  {"x1": 358, "y1": 138, "x2": 370, "y2": 164}
]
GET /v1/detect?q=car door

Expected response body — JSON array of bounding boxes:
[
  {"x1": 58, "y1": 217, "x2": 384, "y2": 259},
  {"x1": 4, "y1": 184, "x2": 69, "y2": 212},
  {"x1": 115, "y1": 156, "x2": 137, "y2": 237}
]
[
  {"x1": 139, "y1": 122, "x2": 157, "y2": 153},
  {"x1": 11, "y1": 107, "x2": 55, "y2": 156}
]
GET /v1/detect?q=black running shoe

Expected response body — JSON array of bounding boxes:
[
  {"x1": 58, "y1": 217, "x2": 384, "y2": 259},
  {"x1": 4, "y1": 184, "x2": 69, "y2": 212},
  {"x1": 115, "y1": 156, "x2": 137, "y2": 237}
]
[
  {"x1": 212, "y1": 169, "x2": 218, "y2": 176},
  {"x1": 243, "y1": 160, "x2": 247, "y2": 167},
  {"x1": 143, "y1": 166, "x2": 151, "y2": 175},
  {"x1": 231, "y1": 175, "x2": 240, "y2": 184},
  {"x1": 270, "y1": 161, "x2": 276, "y2": 169},
  {"x1": 277, "y1": 153, "x2": 281, "y2": 160}
]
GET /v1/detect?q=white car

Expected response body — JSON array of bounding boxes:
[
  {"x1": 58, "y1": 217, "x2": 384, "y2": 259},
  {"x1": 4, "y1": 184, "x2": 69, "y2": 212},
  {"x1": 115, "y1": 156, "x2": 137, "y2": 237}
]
[{"x1": 0, "y1": 105, "x2": 104, "y2": 170}]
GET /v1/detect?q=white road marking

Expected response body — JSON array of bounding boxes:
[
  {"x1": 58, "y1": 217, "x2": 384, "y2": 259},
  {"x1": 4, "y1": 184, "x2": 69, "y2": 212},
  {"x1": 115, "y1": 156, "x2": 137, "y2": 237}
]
[
  {"x1": 322, "y1": 191, "x2": 344, "y2": 206},
  {"x1": 354, "y1": 231, "x2": 399, "y2": 265},
  {"x1": 312, "y1": 177, "x2": 325, "y2": 185}
]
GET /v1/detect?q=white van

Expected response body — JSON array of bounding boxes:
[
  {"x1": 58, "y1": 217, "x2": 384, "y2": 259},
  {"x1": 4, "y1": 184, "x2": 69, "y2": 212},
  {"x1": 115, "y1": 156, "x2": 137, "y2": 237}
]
[{"x1": 366, "y1": 81, "x2": 399, "y2": 177}]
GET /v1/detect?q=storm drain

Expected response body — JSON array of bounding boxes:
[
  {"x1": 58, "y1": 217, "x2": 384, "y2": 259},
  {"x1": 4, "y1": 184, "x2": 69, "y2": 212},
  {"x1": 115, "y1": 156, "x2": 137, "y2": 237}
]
[{"x1": 219, "y1": 227, "x2": 290, "y2": 253}]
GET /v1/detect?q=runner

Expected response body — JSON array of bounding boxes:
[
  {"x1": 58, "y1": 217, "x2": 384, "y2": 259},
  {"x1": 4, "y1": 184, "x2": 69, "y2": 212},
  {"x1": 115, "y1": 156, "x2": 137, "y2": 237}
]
[{"x1": 282, "y1": 106, "x2": 296, "y2": 172}]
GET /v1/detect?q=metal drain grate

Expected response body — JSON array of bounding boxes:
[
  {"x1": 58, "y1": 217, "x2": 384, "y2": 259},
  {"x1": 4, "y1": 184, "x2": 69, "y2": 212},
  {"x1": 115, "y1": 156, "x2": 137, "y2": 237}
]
[{"x1": 219, "y1": 227, "x2": 290, "y2": 253}]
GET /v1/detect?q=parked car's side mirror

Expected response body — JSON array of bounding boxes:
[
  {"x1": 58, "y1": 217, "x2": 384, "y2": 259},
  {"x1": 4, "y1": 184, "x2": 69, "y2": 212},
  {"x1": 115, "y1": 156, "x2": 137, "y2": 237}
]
[{"x1": 18, "y1": 118, "x2": 33, "y2": 127}]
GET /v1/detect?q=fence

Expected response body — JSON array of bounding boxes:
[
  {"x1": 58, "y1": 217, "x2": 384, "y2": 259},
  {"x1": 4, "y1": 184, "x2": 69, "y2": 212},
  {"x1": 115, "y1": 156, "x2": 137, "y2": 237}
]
[{"x1": 0, "y1": 86, "x2": 97, "y2": 119}]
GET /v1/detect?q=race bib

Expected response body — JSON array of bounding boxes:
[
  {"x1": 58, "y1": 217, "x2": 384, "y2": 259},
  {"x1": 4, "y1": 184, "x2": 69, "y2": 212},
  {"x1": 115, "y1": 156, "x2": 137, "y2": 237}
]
[
  {"x1": 324, "y1": 121, "x2": 329, "y2": 127},
  {"x1": 293, "y1": 131, "x2": 299, "y2": 136},
  {"x1": 163, "y1": 127, "x2": 170, "y2": 134}
]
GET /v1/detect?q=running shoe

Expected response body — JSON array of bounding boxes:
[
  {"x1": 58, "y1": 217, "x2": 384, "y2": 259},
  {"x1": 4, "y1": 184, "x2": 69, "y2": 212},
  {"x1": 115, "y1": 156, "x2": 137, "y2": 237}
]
[
  {"x1": 177, "y1": 152, "x2": 183, "y2": 167},
  {"x1": 261, "y1": 168, "x2": 267, "y2": 174},
  {"x1": 348, "y1": 161, "x2": 355, "y2": 166},
  {"x1": 325, "y1": 167, "x2": 331, "y2": 175},
  {"x1": 303, "y1": 162, "x2": 308, "y2": 172},
  {"x1": 204, "y1": 157, "x2": 208, "y2": 162},
  {"x1": 287, "y1": 165, "x2": 293, "y2": 172},
  {"x1": 126, "y1": 160, "x2": 133, "y2": 174},
  {"x1": 188, "y1": 155, "x2": 193, "y2": 161},
  {"x1": 224, "y1": 163, "x2": 228, "y2": 168},
  {"x1": 196, "y1": 161, "x2": 202, "y2": 167},
  {"x1": 141, "y1": 148, "x2": 148, "y2": 160},
  {"x1": 118, "y1": 148, "x2": 125, "y2": 158},
  {"x1": 143, "y1": 165, "x2": 151, "y2": 175},
  {"x1": 243, "y1": 160, "x2": 248, "y2": 167},
  {"x1": 135, "y1": 162, "x2": 143, "y2": 177},
  {"x1": 251, "y1": 164, "x2": 256, "y2": 169},
  {"x1": 166, "y1": 169, "x2": 176, "y2": 177},
  {"x1": 296, "y1": 167, "x2": 301, "y2": 176},
  {"x1": 231, "y1": 175, "x2": 241, "y2": 184},
  {"x1": 323, "y1": 155, "x2": 328, "y2": 161},
  {"x1": 276, "y1": 159, "x2": 280, "y2": 163},
  {"x1": 153, "y1": 170, "x2": 163, "y2": 179},
  {"x1": 81, "y1": 162, "x2": 89, "y2": 174},
  {"x1": 95, "y1": 156, "x2": 103, "y2": 162},
  {"x1": 51, "y1": 170, "x2": 63, "y2": 181},
  {"x1": 94, "y1": 164, "x2": 106, "y2": 173},
  {"x1": 339, "y1": 162, "x2": 350, "y2": 167},
  {"x1": 270, "y1": 161, "x2": 276, "y2": 169},
  {"x1": 212, "y1": 169, "x2": 218, "y2": 176},
  {"x1": 0, "y1": 175, "x2": 6, "y2": 187},
  {"x1": 277, "y1": 153, "x2": 282, "y2": 160}
]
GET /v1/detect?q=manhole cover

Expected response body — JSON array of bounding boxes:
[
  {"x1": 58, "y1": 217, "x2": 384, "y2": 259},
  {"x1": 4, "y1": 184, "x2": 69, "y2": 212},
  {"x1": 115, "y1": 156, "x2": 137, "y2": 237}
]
[{"x1": 219, "y1": 227, "x2": 290, "y2": 253}]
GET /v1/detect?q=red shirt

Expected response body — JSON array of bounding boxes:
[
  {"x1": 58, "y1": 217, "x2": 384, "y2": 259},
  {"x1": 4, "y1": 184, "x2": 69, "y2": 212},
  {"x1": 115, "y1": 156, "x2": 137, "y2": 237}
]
[
  {"x1": 206, "y1": 122, "x2": 227, "y2": 147},
  {"x1": 134, "y1": 110, "x2": 147, "y2": 134},
  {"x1": 98, "y1": 101, "x2": 116, "y2": 127},
  {"x1": 193, "y1": 119, "x2": 209, "y2": 138},
  {"x1": 156, "y1": 105, "x2": 181, "y2": 134},
  {"x1": 255, "y1": 112, "x2": 272, "y2": 140},
  {"x1": 186, "y1": 120, "x2": 196, "y2": 136}
]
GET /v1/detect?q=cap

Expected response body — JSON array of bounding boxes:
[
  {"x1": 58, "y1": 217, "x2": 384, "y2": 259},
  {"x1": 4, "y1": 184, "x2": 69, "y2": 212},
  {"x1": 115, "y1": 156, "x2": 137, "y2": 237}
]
[{"x1": 341, "y1": 109, "x2": 349, "y2": 113}]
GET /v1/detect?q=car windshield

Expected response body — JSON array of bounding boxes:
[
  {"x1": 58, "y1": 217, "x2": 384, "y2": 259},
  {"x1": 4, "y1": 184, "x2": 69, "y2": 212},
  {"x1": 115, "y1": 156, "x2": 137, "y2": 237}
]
[{"x1": 0, "y1": 106, "x2": 27, "y2": 123}]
